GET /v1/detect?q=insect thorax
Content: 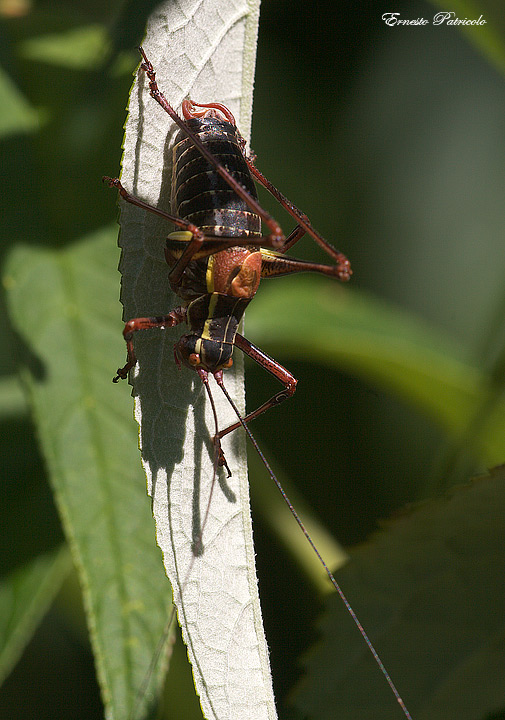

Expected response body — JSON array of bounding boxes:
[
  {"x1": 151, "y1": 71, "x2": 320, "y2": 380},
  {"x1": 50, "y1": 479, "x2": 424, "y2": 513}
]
[
  {"x1": 186, "y1": 293, "x2": 251, "y2": 343},
  {"x1": 175, "y1": 293, "x2": 251, "y2": 371}
]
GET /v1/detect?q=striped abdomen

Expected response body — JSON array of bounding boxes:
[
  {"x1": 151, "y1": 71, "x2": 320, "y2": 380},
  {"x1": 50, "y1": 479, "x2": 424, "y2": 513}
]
[{"x1": 171, "y1": 116, "x2": 261, "y2": 238}]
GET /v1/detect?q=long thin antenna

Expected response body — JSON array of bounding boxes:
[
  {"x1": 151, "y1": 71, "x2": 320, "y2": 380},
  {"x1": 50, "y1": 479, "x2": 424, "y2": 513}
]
[{"x1": 215, "y1": 374, "x2": 413, "y2": 720}]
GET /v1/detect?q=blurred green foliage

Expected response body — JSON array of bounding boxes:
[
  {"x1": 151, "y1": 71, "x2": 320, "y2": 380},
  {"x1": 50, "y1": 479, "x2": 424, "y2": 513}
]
[{"x1": 1, "y1": 1, "x2": 505, "y2": 719}]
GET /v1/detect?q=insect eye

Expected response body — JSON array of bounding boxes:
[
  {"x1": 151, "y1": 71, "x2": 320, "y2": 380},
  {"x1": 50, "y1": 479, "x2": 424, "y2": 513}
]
[{"x1": 188, "y1": 353, "x2": 201, "y2": 366}]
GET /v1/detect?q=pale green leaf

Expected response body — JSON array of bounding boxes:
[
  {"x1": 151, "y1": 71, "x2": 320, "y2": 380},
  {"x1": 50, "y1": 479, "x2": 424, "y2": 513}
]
[{"x1": 117, "y1": 2, "x2": 274, "y2": 720}]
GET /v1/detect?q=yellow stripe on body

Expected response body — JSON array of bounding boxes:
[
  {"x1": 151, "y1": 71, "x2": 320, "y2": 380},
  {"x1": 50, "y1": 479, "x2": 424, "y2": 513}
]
[
  {"x1": 201, "y1": 292, "x2": 219, "y2": 341},
  {"x1": 221, "y1": 298, "x2": 239, "y2": 345},
  {"x1": 167, "y1": 230, "x2": 194, "y2": 242},
  {"x1": 260, "y1": 248, "x2": 283, "y2": 259},
  {"x1": 206, "y1": 254, "x2": 215, "y2": 293}
]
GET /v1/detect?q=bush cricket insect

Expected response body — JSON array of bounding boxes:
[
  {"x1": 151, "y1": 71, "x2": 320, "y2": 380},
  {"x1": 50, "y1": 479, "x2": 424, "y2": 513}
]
[{"x1": 104, "y1": 47, "x2": 413, "y2": 720}]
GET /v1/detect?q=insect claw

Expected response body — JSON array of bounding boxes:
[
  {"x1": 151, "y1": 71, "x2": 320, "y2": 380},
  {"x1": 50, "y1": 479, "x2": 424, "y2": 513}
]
[
  {"x1": 138, "y1": 46, "x2": 151, "y2": 70},
  {"x1": 214, "y1": 439, "x2": 232, "y2": 477},
  {"x1": 337, "y1": 256, "x2": 352, "y2": 281},
  {"x1": 113, "y1": 366, "x2": 128, "y2": 383}
]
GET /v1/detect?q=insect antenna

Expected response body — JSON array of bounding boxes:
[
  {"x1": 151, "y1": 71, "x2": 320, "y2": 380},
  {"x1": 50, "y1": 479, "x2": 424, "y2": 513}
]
[
  {"x1": 127, "y1": 611, "x2": 174, "y2": 720},
  {"x1": 195, "y1": 367, "x2": 231, "y2": 553},
  {"x1": 214, "y1": 373, "x2": 414, "y2": 720}
]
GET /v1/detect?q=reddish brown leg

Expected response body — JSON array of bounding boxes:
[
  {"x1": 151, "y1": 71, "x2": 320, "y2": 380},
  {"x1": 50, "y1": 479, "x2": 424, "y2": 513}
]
[
  {"x1": 261, "y1": 247, "x2": 352, "y2": 280},
  {"x1": 261, "y1": 224, "x2": 348, "y2": 277},
  {"x1": 113, "y1": 307, "x2": 187, "y2": 382},
  {"x1": 247, "y1": 160, "x2": 352, "y2": 281},
  {"x1": 103, "y1": 176, "x2": 203, "y2": 235},
  {"x1": 214, "y1": 333, "x2": 297, "y2": 440},
  {"x1": 103, "y1": 176, "x2": 277, "y2": 287}
]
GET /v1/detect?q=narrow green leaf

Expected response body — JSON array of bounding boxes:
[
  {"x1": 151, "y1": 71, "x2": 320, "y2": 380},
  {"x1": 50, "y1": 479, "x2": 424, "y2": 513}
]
[
  {"x1": 0, "y1": 547, "x2": 71, "y2": 686},
  {"x1": 0, "y1": 376, "x2": 27, "y2": 418},
  {"x1": 248, "y1": 450, "x2": 349, "y2": 594},
  {"x1": 246, "y1": 278, "x2": 505, "y2": 464},
  {"x1": 4, "y1": 227, "x2": 172, "y2": 720},
  {"x1": 430, "y1": 1, "x2": 505, "y2": 77},
  {"x1": 294, "y1": 465, "x2": 505, "y2": 720},
  {"x1": 0, "y1": 66, "x2": 40, "y2": 138},
  {"x1": 20, "y1": 25, "x2": 109, "y2": 70},
  {"x1": 116, "y1": 2, "x2": 273, "y2": 719}
]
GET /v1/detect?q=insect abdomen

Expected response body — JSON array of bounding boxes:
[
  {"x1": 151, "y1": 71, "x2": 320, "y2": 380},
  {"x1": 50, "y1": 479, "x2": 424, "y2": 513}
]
[{"x1": 172, "y1": 117, "x2": 261, "y2": 238}]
